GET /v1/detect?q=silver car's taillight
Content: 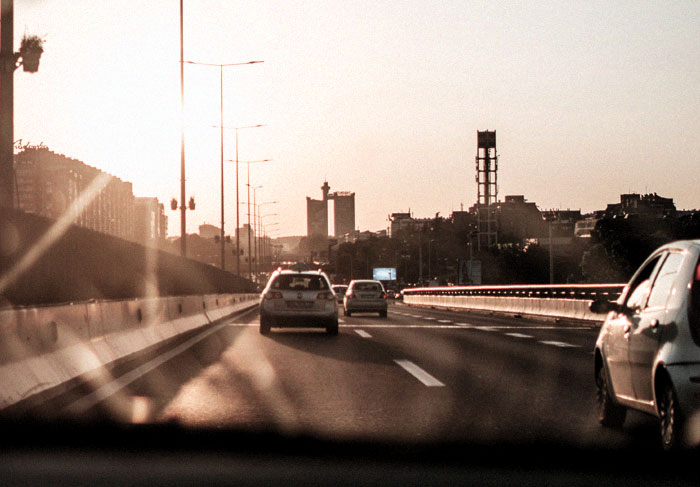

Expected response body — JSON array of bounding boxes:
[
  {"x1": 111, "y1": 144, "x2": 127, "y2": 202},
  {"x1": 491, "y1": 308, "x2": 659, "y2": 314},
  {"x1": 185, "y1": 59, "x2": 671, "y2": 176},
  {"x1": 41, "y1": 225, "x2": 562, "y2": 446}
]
[
  {"x1": 316, "y1": 291, "x2": 335, "y2": 301},
  {"x1": 264, "y1": 291, "x2": 283, "y2": 300}
]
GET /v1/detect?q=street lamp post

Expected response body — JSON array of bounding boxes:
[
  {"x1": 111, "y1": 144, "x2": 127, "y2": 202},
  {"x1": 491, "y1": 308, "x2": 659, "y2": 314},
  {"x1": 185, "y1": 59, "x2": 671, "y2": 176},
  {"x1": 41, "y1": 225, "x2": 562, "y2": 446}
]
[
  {"x1": 1, "y1": 1, "x2": 45, "y2": 210},
  {"x1": 260, "y1": 218, "x2": 279, "y2": 272},
  {"x1": 179, "y1": 0, "x2": 185, "y2": 256},
  {"x1": 230, "y1": 125, "x2": 265, "y2": 277},
  {"x1": 233, "y1": 159, "x2": 271, "y2": 280},
  {"x1": 185, "y1": 60, "x2": 262, "y2": 270},
  {"x1": 248, "y1": 185, "x2": 262, "y2": 282},
  {"x1": 258, "y1": 209, "x2": 278, "y2": 274}
]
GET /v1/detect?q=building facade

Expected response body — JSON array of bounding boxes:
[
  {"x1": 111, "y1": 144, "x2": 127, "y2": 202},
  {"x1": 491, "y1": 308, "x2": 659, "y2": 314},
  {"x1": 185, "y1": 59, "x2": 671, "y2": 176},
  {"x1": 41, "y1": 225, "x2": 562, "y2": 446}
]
[
  {"x1": 306, "y1": 181, "x2": 356, "y2": 240},
  {"x1": 14, "y1": 147, "x2": 166, "y2": 244},
  {"x1": 134, "y1": 197, "x2": 168, "y2": 245},
  {"x1": 331, "y1": 191, "x2": 355, "y2": 238}
]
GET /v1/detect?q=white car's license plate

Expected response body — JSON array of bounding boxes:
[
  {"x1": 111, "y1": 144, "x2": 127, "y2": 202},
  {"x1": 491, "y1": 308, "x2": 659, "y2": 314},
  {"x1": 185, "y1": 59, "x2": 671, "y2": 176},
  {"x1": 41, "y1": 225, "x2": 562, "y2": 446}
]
[{"x1": 286, "y1": 301, "x2": 313, "y2": 309}]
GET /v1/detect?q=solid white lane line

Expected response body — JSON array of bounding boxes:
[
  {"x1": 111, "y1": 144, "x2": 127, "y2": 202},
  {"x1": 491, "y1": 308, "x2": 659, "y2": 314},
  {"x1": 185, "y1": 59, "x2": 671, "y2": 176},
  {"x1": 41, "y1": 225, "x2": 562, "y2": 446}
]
[
  {"x1": 394, "y1": 360, "x2": 445, "y2": 387},
  {"x1": 437, "y1": 320, "x2": 452, "y2": 323},
  {"x1": 455, "y1": 323, "x2": 473, "y2": 327},
  {"x1": 355, "y1": 329, "x2": 372, "y2": 338},
  {"x1": 539, "y1": 340, "x2": 580, "y2": 348},
  {"x1": 65, "y1": 321, "x2": 230, "y2": 414},
  {"x1": 505, "y1": 333, "x2": 533, "y2": 339}
]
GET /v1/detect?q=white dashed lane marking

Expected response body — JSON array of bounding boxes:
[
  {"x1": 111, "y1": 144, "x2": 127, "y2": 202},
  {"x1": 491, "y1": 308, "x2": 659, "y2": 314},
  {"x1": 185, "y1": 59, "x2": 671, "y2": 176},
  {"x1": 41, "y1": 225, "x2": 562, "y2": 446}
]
[
  {"x1": 505, "y1": 333, "x2": 533, "y2": 339},
  {"x1": 354, "y1": 329, "x2": 372, "y2": 338},
  {"x1": 437, "y1": 320, "x2": 452, "y2": 323},
  {"x1": 539, "y1": 340, "x2": 579, "y2": 348},
  {"x1": 394, "y1": 360, "x2": 445, "y2": 387}
]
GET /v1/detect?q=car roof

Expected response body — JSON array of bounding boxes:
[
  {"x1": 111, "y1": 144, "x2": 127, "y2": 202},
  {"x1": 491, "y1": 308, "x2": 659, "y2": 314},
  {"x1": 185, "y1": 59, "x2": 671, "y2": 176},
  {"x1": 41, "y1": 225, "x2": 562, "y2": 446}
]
[
  {"x1": 651, "y1": 239, "x2": 700, "y2": 254},
  {"x1": 275, "y1": 269, "x2": 326, "y2": 276}
]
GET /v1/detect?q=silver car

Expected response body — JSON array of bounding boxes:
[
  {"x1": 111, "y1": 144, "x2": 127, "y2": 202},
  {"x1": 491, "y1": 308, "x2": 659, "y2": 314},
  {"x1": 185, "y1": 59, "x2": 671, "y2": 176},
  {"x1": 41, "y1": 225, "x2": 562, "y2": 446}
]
[
  {"x1": 343, "y1": 279, "x2": 388, "y2": 317},
  {"x1": 331, "y1": 284, "x2": 348, "y2": 305},
  {"x1": 592, "y1": 240, "x2": 700, "y2": 450},
  {"x1": 259, "y1": 269, "x2": 338, "y2": 335}
]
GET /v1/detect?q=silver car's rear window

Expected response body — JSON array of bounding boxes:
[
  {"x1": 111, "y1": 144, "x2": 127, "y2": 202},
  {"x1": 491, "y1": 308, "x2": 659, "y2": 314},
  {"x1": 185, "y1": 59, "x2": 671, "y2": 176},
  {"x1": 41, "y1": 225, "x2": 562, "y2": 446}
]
[
  {"x1": 271, "y1": 275, "x2": 329, "y2": 291},
  {"x1": 354, "y1": 282, "x2": 381, "y2": 292}
]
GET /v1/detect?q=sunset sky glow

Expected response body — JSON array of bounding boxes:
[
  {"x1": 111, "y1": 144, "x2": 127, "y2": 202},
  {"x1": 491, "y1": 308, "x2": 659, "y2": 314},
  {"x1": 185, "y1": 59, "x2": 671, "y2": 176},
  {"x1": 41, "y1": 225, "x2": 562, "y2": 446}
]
[{"x1": 12, "y1": 0, "x2": 700, "y2": 237}]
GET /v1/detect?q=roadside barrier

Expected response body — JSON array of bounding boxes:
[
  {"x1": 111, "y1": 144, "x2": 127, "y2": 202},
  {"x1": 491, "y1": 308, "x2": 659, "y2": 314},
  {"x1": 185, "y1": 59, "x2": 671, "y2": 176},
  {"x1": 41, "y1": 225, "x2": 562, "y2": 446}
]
[
  {"x1": 0, "y1": 293, "x2": 259, "y2": 410},
  {"x1": 402, "y1": 284, "x2": 625, "y2": 323}
]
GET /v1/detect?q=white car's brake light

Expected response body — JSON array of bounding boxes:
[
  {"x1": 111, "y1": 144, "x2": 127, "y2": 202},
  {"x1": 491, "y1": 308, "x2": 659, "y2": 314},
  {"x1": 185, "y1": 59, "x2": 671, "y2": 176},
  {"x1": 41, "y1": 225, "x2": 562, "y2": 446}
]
[{"x1": 264, "y1": 291, "x2": 283, "y2": 300}]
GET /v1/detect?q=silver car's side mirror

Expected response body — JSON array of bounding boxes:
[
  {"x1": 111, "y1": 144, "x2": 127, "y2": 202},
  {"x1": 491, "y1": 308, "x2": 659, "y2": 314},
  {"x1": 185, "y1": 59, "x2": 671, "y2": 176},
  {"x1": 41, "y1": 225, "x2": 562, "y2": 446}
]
[{"x1": 590, "y1": 299, "x2": 621, "y2": 314}]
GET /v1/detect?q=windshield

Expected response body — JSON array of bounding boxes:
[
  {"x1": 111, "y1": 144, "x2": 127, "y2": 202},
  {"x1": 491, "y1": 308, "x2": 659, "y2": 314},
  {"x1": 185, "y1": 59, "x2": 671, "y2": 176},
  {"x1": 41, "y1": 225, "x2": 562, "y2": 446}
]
[
  {"x1": 271, "y1": 274, "x2": 328, "y2": 291},
  {"x1": 2, "y1": 0, "x2": 700, "y2": 461}
]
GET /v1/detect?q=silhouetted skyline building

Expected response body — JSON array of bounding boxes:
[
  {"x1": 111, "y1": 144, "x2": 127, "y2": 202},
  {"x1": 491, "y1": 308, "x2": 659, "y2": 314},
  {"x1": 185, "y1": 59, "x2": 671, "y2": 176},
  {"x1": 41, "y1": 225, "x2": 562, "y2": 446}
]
[
  {"x1": 14, "y1": 146, "x2": 166, "y2": 244},
  {"x1": 605, "y1": 193, "x2": 676, "y2": 219},
  {"x1": 331, "y1": 191, "x2": 355, "y2": 238},
  {"x1": 306, "y1": 181, "x2": 356, "y2": 239},
  {"x1": 134, "y1": 197, "x2": 167, "y2": 245}
]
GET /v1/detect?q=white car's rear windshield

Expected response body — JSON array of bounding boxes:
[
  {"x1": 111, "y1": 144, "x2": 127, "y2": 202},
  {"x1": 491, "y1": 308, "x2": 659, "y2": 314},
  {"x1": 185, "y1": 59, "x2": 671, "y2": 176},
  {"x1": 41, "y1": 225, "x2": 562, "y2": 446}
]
[
  {"x1": 353, "y1": 282, "x2": 382, "y2": 292},
  {"x1": 271, "y1": 275, "x2": 329, "y2": 291}
]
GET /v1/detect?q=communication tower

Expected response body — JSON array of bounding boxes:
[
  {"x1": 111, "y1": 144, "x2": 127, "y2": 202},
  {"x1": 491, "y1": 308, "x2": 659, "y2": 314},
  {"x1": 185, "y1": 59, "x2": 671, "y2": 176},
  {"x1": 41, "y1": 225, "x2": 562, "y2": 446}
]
[{"x1": 475, "y1": 130, "x2": 498, "y2": 250}]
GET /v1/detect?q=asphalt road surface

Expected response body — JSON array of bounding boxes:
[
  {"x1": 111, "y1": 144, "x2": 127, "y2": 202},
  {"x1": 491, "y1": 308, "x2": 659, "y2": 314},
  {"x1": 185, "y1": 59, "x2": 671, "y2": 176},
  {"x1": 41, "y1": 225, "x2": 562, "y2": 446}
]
[{"x1": 38, "y1": 302, "x2": 663, "y2": 449}]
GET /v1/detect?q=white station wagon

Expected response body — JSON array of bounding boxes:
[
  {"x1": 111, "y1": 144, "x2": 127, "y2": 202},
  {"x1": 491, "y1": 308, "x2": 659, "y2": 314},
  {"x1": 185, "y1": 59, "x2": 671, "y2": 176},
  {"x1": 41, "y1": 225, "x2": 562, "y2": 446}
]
[
  {"x1": 259, "y1": 269, "x2": 338, "y2": 335},
  {"x1": 592, "y1": 240, "x2": 700, "y2": 449}
]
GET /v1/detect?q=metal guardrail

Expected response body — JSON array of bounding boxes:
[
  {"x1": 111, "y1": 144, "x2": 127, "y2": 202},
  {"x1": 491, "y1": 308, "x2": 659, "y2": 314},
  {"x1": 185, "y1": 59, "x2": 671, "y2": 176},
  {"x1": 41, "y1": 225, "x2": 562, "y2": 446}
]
[{"x1": 402, "y1": 284, "x2": 626, "y2": 301}]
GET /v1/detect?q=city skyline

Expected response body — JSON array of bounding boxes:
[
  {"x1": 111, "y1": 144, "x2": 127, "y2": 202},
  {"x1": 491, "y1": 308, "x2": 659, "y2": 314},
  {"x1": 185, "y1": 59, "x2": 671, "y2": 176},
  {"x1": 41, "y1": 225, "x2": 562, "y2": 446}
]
[{"x1": 10, "y1": 1, "x2": 700, "y2": 237}]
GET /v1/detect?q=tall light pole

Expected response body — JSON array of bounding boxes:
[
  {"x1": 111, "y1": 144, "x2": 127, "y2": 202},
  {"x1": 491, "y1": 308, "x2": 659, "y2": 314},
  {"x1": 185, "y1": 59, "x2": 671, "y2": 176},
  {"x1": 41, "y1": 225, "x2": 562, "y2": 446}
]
[
  {"x1": 179, "y1": 0, "x2": 186, "y2": 256},
  {"x1": 186, "y1": 61, "x2": 262, "y2": 270},
  {"x1": 2, "y1": 2, "x2": 46, "y2": 209},
  {"x1": 257, "y1": 207, "x2": 278, "y2": 275},
  {"x1": 248, "y1": 185, "x2": 262, "y2": 282},
  {"x1": 227, "y1": 124, "x2": 265, "y2": 277},
  {"x1": 260, "y1": 217, "x2": 279, "y2": 272},
  {"x1": 236, "y1": 159, "x2": 271, "y2": 280}
]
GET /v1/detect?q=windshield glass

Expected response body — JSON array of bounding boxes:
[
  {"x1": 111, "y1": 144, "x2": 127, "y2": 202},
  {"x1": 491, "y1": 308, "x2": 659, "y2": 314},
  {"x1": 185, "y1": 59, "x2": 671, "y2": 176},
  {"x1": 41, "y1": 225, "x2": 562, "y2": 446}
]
[
  {"x1": 2, "y1": 0, "x2": 700, "y2": 459},
  {"x1": 271, "y1": 274, "x2": 328, "y2": 291}
]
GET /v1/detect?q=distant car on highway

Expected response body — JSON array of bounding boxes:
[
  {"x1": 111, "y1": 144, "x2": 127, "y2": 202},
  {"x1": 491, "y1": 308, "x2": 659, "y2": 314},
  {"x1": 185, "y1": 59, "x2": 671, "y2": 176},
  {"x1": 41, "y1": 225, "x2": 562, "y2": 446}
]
[
  {"x1": 343, "y1": 279, "x2": 388, "y2": 317},
  {"x1": 259, "y1": 269, "x2": 338, "y2": 335},
  {"x1": 331, "y1": 284, "x2": 348, "y2": 305},
  {"x1": 591, "y1": 240, "x2": 700, "y2": 450}
]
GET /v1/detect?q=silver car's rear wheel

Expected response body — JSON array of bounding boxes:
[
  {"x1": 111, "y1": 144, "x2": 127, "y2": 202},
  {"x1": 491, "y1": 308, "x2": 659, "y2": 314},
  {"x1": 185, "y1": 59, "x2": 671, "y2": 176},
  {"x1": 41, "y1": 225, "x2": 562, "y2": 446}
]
[
  {"x1": 326, "y1": 318, "x2": 338, "y2": 335},
  {"x1": 259, "y1": 314, "x2": 271, "y2": 335},
  {"x1": 659, "y1": 381, "x2": 684, "y2": 451},
  {"x1": 596, "y1": 365, "x2": 626, "y2": 428}
]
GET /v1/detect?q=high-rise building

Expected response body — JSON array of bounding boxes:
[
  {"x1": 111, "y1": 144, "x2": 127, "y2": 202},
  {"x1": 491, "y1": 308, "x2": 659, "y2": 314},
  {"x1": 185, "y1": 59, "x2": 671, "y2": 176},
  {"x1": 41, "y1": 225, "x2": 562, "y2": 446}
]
[
  {"x1": 306, "y1": 196, "x2": 328, "y2": 237},
  {"x1": 306, "y1": 181, "x2": 356, "y2": 239},
  {"x1": 14, "y1": 147, "x2": 135, "y2": 241},
  {"x1": 134, "y1": 197, "x2": 168, "y2": 245},
  {"x1": 331, "y1": 191, "x2": 355, "y2": 237}
]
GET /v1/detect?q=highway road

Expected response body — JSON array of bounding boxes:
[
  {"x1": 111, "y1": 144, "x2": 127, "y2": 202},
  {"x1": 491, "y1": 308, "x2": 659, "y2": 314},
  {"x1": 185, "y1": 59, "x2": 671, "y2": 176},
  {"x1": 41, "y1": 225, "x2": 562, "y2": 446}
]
[{"x1": 31, "y1": 302, "x2": 662, "y2": 449}]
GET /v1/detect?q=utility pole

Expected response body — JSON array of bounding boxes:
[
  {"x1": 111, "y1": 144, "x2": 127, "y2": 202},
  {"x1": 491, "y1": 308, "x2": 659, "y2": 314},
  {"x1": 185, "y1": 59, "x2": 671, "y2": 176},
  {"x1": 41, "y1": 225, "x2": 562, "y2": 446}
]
[
  {"x1": 179, "y1": 0, "x2": 187, "y2": 257},
  {"x1": 549, "y1": 220, "x2": 554, "y2": 284},
  {"x1": 0, "y1": 0, "x2": 15, "y2": 209}
]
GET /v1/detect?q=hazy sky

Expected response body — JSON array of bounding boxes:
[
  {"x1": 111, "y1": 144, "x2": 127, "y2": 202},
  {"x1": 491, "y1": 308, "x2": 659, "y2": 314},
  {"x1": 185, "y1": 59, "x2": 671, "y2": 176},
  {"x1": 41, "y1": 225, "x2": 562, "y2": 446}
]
[{"x1": 12, "y1": 1, "x2": 700, "y2": 237}]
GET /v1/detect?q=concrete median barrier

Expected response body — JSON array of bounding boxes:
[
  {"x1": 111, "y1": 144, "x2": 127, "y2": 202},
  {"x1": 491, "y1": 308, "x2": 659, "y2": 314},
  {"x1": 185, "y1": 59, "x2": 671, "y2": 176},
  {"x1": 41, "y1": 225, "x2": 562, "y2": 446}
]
[
  {"x1": 403, "y1": 293, "x2": 604, "y2": 324},
  {"x1": 0, "y1": 293, "x2": 259, "y2": 411}
]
